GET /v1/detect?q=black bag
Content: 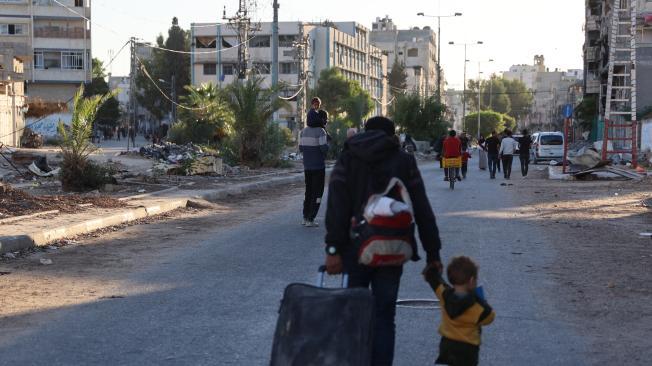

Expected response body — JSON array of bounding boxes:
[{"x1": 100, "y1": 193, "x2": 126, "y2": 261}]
[{"x1": 270, "y1": 266, "x2": 374, "y2": 366}]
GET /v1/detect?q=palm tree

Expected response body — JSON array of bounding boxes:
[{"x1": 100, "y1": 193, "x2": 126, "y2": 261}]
[
  {"x1": 58, "y1": 85, "x2": 116, "y2": 191},
  {"x1": 177, "y1": 83, "x2": 234, "y2": 144},
  {"x1": 226, "y1": 77, "x2": 288, "y2": 165}
]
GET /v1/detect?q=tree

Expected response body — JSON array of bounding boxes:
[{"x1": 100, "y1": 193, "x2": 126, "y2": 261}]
[
  {"x1": 392, "y1": 94, "x2": 449, "y2": 141},
  {"x1": 136, "y1": 17, "x2": 191, "y2": 123},
  {"x1": 387, "y1": 59, "x2": 408, "y2": 97},
  {"x1": 58, "y1": 85, "x2": 117, "y2": 191},
  {"x1": 226, "y1": 77, "x2": 288, "y2": 165},
  {"x1": 464, "y1": 110, "x2": 516, "y2": 138},
  {"x1": 342, "y1": 82, "x2": 374, "y2": 128},
  {"x1": 312, "y1": 68, "x2": 353, "y2": 119},
  {"x1": 503, "y1": 78, "x2": 533, "y2": 121},
  {"x1": 85, "y1": 58, "x2": 121, "y2": 127},
  {"x1": 170, "y1": 83, "x2": 235, "y2": 145},
  {"x1": 466, "y1": 77, "x2": 511, "y2": 115}
]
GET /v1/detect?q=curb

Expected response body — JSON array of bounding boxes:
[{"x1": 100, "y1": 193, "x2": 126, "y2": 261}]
[{"x1": 0, "y1": 173, "x2": 304, "y2": 255}]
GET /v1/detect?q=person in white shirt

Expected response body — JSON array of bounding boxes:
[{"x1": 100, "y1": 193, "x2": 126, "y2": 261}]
[{"x1": 498, "y1": 130, "x2": 519, "y2": 179}]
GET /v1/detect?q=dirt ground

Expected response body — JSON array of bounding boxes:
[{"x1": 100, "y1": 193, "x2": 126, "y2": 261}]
[
  {"x1": 0, "y1": 183, "x2": 303, "y2": 322},
  {"x1": 0, "y1": 185, "x2": 126, "y2": 218},
  {"x1": 511, "y1": 168, "x2": 652, "y2": 364}
]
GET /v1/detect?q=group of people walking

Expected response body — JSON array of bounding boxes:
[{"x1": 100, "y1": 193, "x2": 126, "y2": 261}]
[
  {"x1": 478, "y1": 129, "x2": 532, "y2": 180},
  {"x1": 296, "y1": 98, "x2": 494, "y2": 366}
]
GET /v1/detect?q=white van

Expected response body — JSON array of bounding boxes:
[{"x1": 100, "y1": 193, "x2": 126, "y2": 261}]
[{"x1": 530, "y1": 132, "x2": 564, "y2": 163}]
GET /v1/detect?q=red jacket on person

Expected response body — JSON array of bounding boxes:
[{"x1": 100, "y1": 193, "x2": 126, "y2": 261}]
[{"x1": 443, "y1": 137, "x2": 462, "y2": 158}]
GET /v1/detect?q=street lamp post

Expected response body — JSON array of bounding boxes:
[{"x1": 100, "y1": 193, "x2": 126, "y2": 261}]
[
  {"x1": 449, "y1": 41, "x2": 483, "y2": 131},
  {"x1": 477, "y1": 59, "x2": 494, "y2": 139},
  {"x1": 417, "y1": 12, "x2": 462, "y2": 102}
]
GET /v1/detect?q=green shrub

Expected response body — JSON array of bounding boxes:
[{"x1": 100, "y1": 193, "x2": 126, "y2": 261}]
[
  {"x1": 326, "y1": 119, "x2": 352, "y2": 160},
  {"x1": 60, "y1": 160, "x2": 116, "y2": 192},
  {"x1": 259, "y1": 123, "x2": 288, "y2": 167}
]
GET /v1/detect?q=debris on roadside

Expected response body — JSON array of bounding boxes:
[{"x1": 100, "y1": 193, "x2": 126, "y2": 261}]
[
  {"x1": 138, "y1": 142, "x2": 223, "y2": 176},
  {"x1": 39, "y1": 258, "x2": 53, "y2": 265}
]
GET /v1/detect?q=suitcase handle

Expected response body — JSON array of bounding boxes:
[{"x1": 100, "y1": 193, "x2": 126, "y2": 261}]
[{"x1": 317, "y1": 265, "x2": 349, "y2": 288}]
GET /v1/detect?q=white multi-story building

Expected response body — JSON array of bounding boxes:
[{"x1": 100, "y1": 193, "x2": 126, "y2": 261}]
[
  {"x1": 191, "y1": 21, "x2": 387, "y2": 129},
  {"x1": 0, "y1": 0, "x2": 92, "y2": 104},
  {"x1": 370, "y1": 16, "x2": 438, "y2": 97}
]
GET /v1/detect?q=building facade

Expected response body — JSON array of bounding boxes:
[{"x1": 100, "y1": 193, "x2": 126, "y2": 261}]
[
  {"x1": 370, "y1": 16, "x2": 438, "y2": 97},
  {"x1": 191, "y1": 21, "x2": 387, "y2": 130},
  {"x1": 584, "y1": 0, "x2": 652, "y2": 114},
  {"x1": 503, "y1": 55, "x2": 582, "y2": 130},
  {"x1": 0, "y1": 0, "x2": 92, "y2": 105},
  {"x1": 0, "y1": 52, "x2": 25, "y2": 146}
]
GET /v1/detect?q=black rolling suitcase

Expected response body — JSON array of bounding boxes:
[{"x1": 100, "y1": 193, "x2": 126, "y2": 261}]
[{"x1": 270, "y1": 266, "x2": 374, "y2": 366}]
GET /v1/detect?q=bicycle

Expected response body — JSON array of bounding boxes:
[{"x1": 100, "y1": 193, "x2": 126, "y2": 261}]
[{"x1": 442, "y1": 157, "x2": 462, "y2": 190}]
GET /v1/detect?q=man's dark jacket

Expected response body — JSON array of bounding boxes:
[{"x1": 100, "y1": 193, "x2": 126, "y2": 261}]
[
  {"x1": 324, "y1": 130, "x2": 442, "y2": 263},
  {"x1": 485, "y1": 136, "x2": 500, "y2": 156}
]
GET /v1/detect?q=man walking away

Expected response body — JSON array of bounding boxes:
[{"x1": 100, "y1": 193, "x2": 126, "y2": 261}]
[
  {"x1": 499, "y1": 129, "x2": 518, "y2": 180},
  {"x1": 299, "y1": 99, "x2": 329, "y2": 227},
  {"x1": 324, "y1": 116, "x2": 443, "y2": 366},
  {"x1": 485, "y1": 131, "x2": 500, "y2": 179},
  {"x1": 519, "y1": 129, "x2": 532, "y2": 177}
]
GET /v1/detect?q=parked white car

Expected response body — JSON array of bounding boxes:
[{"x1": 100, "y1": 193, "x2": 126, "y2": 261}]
[{"x1": 530, "y1": 132, "x2": 564, "y2": 164}]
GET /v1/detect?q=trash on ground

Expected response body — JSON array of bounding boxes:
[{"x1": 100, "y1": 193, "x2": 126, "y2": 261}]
[{"x1": 39, "y1": 258, "x2": 53, "y2": 265}]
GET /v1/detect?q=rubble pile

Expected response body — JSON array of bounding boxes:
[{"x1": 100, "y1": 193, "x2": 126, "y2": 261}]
[{"x1": 139, "y1": 142, "x2": 223, "y2": 176}]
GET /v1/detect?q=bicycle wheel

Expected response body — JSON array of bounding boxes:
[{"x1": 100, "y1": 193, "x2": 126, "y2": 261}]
[{"x1": 448, "y1": 168, "x2": 455, "y2": 190}]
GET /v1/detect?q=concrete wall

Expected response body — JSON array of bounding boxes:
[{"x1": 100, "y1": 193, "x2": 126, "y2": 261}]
[
  {"x1": 26, "y1": 83, "x2": 79, "y2": 103},
  {"x1": 0, "y1": 88, "x2": 26, "y2": 147},
  {"x1": 641, "y1": 119, "x2": 652, "y2": 152}
]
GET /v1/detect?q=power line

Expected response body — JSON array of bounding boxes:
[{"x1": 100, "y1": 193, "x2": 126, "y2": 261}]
[
  {"x1": 104, "y1": 40, "x2": 130, "y2": 71},
  {"x1": 135, "y1": 55, "x2": 217, "y2": 111},
  {"x1": 51, "y1": 0, "x2": 124, "y2": 37},
  {"x1": 142, "y1": 36, "x2": 255, "y2": 55}
]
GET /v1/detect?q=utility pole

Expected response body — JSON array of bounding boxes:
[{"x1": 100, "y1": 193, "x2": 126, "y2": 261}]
[
  {"x1": 128, "y1": 36, "x2": 136, "y2": 151},
  {"x1": 294, "y1": 25, "x2": 310, "y2": 134},
  {"x1": 272, "y1": 0, "x2": 279, "y2": 122},
  {"x1": 171, "y1": 74, "x2": 176, "y2": 123},
  {"x1": 224, "y1": 0, "x2": 252, "y2": 80}
]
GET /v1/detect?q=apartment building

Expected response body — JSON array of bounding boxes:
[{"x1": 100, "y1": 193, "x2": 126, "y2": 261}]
[
  {"x1": 0, "y1": 52, "x2": 25, "y2": 146},
  {"x1": 370, "y1": 16, "x2": 438, "y2": 97},
  {"x1": 0, "y1": 0, "x2": 91, "y2": 104},
  {"x1": 503, "y1": 55, "x2": 582, "y2": 130},
  {"x1": 191, "y1": 21, "x2": 387, "y2": 129},
  {"x1": 584, "y1": 0, "x2": 652, "y2": 113}
]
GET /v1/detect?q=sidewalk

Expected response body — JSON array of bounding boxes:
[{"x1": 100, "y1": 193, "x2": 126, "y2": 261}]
[{"x1": 0, "y1": 172, "x2": 304, "y2": 254}]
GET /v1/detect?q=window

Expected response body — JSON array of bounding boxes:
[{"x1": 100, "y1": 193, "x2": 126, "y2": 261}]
[
  {"x1": 43, "y1": 51, "x2": 61, "y2": 69},
  {"x1": 0, "y1": 24, "x2": 25, "y2": 35},
  {"x1": 222, "y1": 37, "x2": 234, "y2": 48},
  {"x1": 196, "y1": 37, "x2": 216, "y2": 49},
  {"x1": 61, "y1": 51, "x2": 84, "y2": 70},
  {"x1": 222, "y1": 64, "x2": 234, "y2": 75},
  {"x1": 75, "y1": 0, "x2": 84, "y2": 6},
  {"x1": 203, "y1": 63, "x2": 217, "y2": 75},
  {"x1": 253, "y1": 63, "x2": 270, "y2": 74},
  {"x1": 407, "y1": 48, "x2": 418, "y2": 57},
  {"x1": 34, "y1": 52, "x2": 44, "y2": 69},
  {"x1": 280, "y1": 62, "x2": 297, "y2": 74},
  {"x1": 249, "y1": 35, "x2": 270, "y2": 48},
  {"x1": 540, "y1": 135, "x2": 563, "y2": 146},
  {"x1": 278, "y1": 35, "x2": 296, "y2": 47}
]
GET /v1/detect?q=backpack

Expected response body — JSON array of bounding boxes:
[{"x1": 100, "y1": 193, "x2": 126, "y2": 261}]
[{"x1": 350, "y1": 177, "x2": 415, "y2": 267}]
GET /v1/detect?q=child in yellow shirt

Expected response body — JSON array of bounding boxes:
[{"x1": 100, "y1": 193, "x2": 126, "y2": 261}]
[{"x1": 423, "y1": 256, "x2": 496, "y2": 366}]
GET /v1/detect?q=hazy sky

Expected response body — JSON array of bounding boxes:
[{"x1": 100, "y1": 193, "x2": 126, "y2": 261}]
[{"x1": 90, "y1": 0, "x2": 585, "y2": 89}]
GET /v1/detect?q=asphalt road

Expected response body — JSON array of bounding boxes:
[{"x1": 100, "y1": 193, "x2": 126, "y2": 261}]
[{"x1": 0, "y1": 161, "x2": 591, "y2": 365}]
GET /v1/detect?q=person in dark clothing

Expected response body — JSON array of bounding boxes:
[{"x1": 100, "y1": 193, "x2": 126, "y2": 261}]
[
  {"x1": 484, "y1": 131, "x2": 500, "y2": 179},
  {"x1": 459, "y1": 131, "x2": 470, "y2": 152},
  {"x1": 300, "y1": 98, "x2": 329, "y2": 227},
  {"x1": 324, "y1": 116, "x2": 443, "y2": 366},
  {"x1": 518, "y1": 129, "x2": 532, "y2": 177}
]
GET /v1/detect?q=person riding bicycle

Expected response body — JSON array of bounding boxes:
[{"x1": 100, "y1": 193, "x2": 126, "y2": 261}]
[{"x1": 443, "y1": 130, "x2": 462, "y2": 182}]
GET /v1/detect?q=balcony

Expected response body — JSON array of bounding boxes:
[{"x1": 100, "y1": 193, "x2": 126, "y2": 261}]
[
  {"x1": 34, "y1": 26, "x2": 89, "y2": 39},
  {"x1": 585, "y1": 15, "x2": 600, "y2": 32},
  {"x1": 32, "y1": 0, "x2": 91, "y2": 20},
  {"x1": 584, "y1": 46, "x2": 600, "y2": 61}
]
